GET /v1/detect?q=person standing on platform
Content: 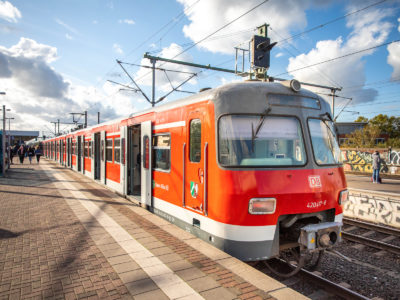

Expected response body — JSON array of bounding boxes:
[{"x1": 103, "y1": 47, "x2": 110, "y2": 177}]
[
  {"x1": 17, "y1": 144, "x2": 25, "y2": 164},
  {"x1": 35, "y1": 146, "x2": 42, "y2": 164},
  {"x1": 27, "y1": 146, "x2": 35, "y2": 164},
  {"x1": 372, "y1": 150, "x2": 381, "y2": 183}
]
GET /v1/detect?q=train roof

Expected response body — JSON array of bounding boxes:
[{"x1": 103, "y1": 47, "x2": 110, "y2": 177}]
[{"x1": 46, "y1": 80, "x2": 328, "y2": 139}]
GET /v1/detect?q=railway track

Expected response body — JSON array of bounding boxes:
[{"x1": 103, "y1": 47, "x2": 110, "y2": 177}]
[
  {"x1": 342, "y1": 218, "x2": 400, "y2": 255},
  {"x1": 255, "y1": 259, "x2": 370, "y2": 299},
  {"x1": 298, "y1": 268, "x2": 370, "y2": 300}
]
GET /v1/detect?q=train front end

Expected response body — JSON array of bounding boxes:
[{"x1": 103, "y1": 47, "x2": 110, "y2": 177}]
[{"x1": 211, "y1": 81, "x2": 347, "y2": 276}]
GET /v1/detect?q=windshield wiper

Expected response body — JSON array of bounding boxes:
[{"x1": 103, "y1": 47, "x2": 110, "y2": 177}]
[{"x1": 251, "y1": 105, "x2": 272, "y2": 152}]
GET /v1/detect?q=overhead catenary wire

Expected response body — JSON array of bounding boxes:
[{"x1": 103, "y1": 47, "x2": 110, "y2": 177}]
[
  {"x1": 273, "y1": 40, "x2": 400, "y2": 77},
  {"x1": 276, "y1": 0, "x2": 389, "y2": 46},
  {"x1": 85, "y1": 0, "x2": 202, "y2": 113},
  {"x1": 269, "y1": 26, "x2": 342, "y2": 88},
  {"x1": 134, "y1": 0, "x2": 269, "y2": 84}
]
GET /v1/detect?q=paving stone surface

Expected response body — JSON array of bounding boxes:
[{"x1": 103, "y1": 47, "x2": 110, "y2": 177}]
[
  {"x1": 0, "y1": 159, "x2": 298, "y2": 299},
  {"x1": 0, "y1": 163, "x2": 128, "y2": 299}
]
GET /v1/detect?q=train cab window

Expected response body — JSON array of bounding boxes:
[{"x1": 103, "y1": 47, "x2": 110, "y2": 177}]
[
  {"x1": 152, "y1": 134, "x2": 170, "y2": 171},
  {"x1": 190, "y1": 119, "x2": 201, "y2": 162},
  {"x1": 114, "y1": 138, "x2": 120, "y2": 163},
  {"x1": 308, "y1": 119, "x2": 342, "y2": 165},
  {"x1": 106, "y1": 139, "x2": 113, "y2": 162},
  {"x1": 218, "y1": 115, "x2": 306, "y2": 167},
  {"x1": 88, "y1": 141, "x2": 92, "y2": 158}
]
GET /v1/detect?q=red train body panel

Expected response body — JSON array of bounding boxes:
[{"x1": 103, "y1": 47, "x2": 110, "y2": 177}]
[{"x1": 43, "y1": 81, "x2": 347, "y2": 261}]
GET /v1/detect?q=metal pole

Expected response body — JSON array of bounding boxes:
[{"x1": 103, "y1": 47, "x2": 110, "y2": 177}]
[
  {"x1": 57, "y1": 119, "x2": 60, "y2": 135},
  {"x1": 2, "y1": 105, "x2": 5, "y2": 174},
  {"x1": 331, "y1": 89, "x2": 336, "y2": 119},
  {"x1": 84, "y1": 111, "x2": 87, "y2": 128},
  {"x1": 151, "y1": 59, "x2": 156, "y2": 107},
  {"x1": 97, "y1": 112, "x2": 100, "y2": 124}
]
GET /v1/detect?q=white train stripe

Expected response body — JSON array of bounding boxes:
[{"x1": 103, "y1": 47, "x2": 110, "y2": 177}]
[
  {"x1": 153, "y1": 121, "x2": 185, "y2": 130},
  {"x1": 153, "y1": 197, "x2": 276, "y2": 242}
]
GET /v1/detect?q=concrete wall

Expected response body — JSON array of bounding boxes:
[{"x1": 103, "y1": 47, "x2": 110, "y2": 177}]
[
  {"x1": 344, "y1": 188, "x2": 400, "y2": 228},
  {"x1": 341, "y1": 148, "x2": 400, "y2": 175}
]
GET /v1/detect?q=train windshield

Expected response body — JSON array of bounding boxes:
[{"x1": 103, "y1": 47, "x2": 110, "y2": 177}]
[
  {"x1": 218, "y1": 115, "x2": 306, "y2": 167},
  {"x1": 308, "y1": 119, "x2": 342, "y2": 165}
]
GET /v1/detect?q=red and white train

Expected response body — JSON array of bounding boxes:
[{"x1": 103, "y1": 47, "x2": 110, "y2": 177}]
[{"x1": 43, "y1": 80, "x2": 347, "y2": 274}]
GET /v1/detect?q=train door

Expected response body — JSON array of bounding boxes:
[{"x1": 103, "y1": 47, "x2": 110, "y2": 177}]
[
  {"x1": 184, "y1": 112, "x2": 206, "y2": 214},
  {"x1": 100, "y1": 131, "x2": 106, "y2": 184},
  {"x1": 67, "y1": 138, "x2": 71, "y2": 167},
  {"x1": 94, "y1": 133, "x2": 101, "y2": 180},
  {"x1": 141, "y1": 121, "x2": 152, "y2": 208},
  {"x1": 60, "y1": 140, "x2": 63, "y2": 165},
  {"x1": 81, "y1": 136, "x2": 85, "y2": 174},
  {"x1": 77, "y1": 136, "x2": 82, "y2": 172},
  {"x1": 127, "y1": 125, "x2": 141, "y2": 196},
  {"x1": 120, "y1": 126, "x2": 127, "y2": 194}
]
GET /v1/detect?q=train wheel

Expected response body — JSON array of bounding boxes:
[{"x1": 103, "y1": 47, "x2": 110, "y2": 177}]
[{"x1": 263, "y1": 248, "x2": 306, "y2": 278}]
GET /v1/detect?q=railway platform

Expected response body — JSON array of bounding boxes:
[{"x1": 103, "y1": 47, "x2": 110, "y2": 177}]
[{"x1": 0, "y1": 160, "x2": 306, "y2": 300}]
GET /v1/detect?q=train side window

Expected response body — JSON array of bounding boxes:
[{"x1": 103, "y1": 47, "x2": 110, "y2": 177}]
[
  {"x1": 114, "y1": 138, "x2": 120, "y2": 163},
  {"x1": 190, "y1": 119, "x2": 201, "y2": 162},
  {"x1": 88, "y1": 141, "x2": 92, "y2": 158},
  {"x1": 152, "y1": 134, "x2": 171, "y2": 171},
  {"x1": 106, "y1": 138, "x2": 113, "y2": 162},
  {"x1": 84, "y1": 140, "x2": 88, "y2": 157}
]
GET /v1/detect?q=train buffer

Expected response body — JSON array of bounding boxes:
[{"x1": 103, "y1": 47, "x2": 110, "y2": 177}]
[{"x1": 0, "y1": 160, "x2": 307, "y2": 299}]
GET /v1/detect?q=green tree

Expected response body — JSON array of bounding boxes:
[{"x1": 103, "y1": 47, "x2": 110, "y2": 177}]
[
  {"x1": 345, "y1": 124, "x2": 381, "y2": 148},
  {"x1": 369, "y1": 114, "x2": 400, "y2": 138},
  {"x1": 354, "y1": 116, "x2": 368, "y2": 123}
]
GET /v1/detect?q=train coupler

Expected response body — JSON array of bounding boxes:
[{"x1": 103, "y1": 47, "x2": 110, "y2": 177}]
[{"x1": 298, "y1": 222, "x2": 342, "y2": 250}]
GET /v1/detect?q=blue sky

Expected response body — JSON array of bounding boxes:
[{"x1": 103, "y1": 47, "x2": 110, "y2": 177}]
[{"x1": 0, "y1": 0, "x2": 399, "y2": 136}]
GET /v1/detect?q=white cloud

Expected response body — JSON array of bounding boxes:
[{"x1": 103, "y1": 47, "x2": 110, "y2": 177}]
[
  {"x1": 113, "y1": 43, "x2": 123, "y2": 54},
  {"x1": 286, "y1": 4, "x2": 393, "y2": 105},
  {"x1": 118, "y1": 19, "x2": 135, "y2": 25},
  {"x1": 387, "y1": 18, "x2": 400, "y2": 80},
  {"x1": 177, "y1": 0, "x2": 317, "y2": 54},
  {"x1": 275, "y1": 52, "x2": 284, "y2": 58},
  {"x1": 55, "y1": 18, "x2": 79, "y2": 35},
  {"x1": 0, "y1": 1, "x2": 21, "y2": 23},
  {"x1": 0, "y1": 38, "x2": 135, "y2": 132},
  {"x1": 65, "y1": 33, "x2": 73, "y2": 40},
  {"x1": 134, "y1": 43, "x2": 197, "y2": 93},
  {"x1": 0, "y1": 37, "x2": 58, "y2": 63}
]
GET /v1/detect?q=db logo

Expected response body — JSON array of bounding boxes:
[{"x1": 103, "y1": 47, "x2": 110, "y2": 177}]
[{"x1": 308, "y1": 175, "x2": 322, "y2": 188}]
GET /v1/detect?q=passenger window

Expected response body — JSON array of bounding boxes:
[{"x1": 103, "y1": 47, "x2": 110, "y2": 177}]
[
  {"x1": 84, "y1": 140, "x2": 88, "y2": 158},
  {"x1": 106, "y1": 139, "x2": 113, "y2": 162},
  {"x1": 190, "y1": 119, "x2": 201, "y2": 162},
  {"x1": 114, "y1": 138, "x2": 120, "y2": 163},
  {"x1": 152, "y1": 134, "x2": 170, "y2": 171}
]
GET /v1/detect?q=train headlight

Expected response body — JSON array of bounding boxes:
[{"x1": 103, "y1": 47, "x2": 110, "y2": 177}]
[
  {"x1": 248, "y1": 198, "x2": 276, "y2": 214},
  {"x1": 338, "y1": 189, "x2": 348, "y2": 205}
]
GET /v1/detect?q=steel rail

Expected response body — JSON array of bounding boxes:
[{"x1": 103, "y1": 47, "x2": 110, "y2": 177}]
[
  {"x1": 343, "y1": 218, "x2": 400, "y2": 237},
  {"x1": 299, "y1": 268, "x2": 370, "y2": 300},
  {"x1": 342, "y1": 232, "x2": 400, "y2": 255}
]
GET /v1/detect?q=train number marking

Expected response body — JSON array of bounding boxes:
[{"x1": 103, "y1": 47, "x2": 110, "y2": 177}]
[
  {"x1": 306, "y1": 200, "x2": 327, "y2": 209},
  {"x1": 308, "y1": 175, "x2": 322, "y2": 188}
]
